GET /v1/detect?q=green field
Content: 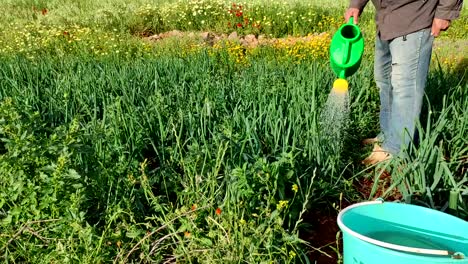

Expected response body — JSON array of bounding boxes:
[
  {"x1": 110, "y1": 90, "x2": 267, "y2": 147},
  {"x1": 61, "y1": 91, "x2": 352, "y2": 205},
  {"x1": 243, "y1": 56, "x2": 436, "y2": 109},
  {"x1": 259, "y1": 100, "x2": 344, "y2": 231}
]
[{"x1": 0, "y1": 0, "x2": 467, "y2": 263}]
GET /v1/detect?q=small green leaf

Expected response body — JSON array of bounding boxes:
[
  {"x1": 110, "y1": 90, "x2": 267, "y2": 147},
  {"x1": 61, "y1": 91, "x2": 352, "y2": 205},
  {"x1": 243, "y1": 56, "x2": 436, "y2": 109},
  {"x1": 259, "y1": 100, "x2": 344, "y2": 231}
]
[
  {"x1": 67, "y1": 169, "x2": 81, "y2": 179},
  {"x1": 1, "y1": 214, "x2": 12, "y2": 224},
  {"x1": 199, "y1": 237, "x2": 213, "y2": 247},
  {"x1": 126, "y1": 229, "x2": 143, "y2": 239}
]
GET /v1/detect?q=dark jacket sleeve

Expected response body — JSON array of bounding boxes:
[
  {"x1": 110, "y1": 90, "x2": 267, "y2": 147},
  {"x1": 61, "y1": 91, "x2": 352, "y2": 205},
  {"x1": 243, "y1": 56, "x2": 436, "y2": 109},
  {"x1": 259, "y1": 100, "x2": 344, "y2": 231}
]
[
  {"x1": 435, "y1": 0, "x2": 463, "y2": 20},
  {"x1": 349, "y1": 0, "x2": 370, "y2": 12}
]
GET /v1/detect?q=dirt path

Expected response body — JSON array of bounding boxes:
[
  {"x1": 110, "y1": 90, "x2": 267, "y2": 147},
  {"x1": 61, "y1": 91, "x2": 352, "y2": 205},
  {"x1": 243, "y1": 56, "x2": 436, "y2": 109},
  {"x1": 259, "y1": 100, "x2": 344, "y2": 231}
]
[{"x1": 142, "y1": 30, "x2": 330, "y2": 48}]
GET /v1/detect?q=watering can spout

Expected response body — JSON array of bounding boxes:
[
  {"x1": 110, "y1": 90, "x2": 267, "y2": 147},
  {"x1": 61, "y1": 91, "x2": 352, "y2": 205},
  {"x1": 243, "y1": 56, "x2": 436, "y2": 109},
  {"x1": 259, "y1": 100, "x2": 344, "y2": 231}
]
[
  {"x1": 339, "y1": 70, "x2": 346, "y2": 79},
  {"x1": 330, "y1": 16, "x2": 364, "y2": 79}
]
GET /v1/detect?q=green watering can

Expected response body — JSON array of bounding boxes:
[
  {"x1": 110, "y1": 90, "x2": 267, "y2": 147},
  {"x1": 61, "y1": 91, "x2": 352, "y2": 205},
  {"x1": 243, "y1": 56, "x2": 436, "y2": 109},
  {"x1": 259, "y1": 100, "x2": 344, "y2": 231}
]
[{"x1": 330, "y1": 17, "x2": 364, "y2": 80}]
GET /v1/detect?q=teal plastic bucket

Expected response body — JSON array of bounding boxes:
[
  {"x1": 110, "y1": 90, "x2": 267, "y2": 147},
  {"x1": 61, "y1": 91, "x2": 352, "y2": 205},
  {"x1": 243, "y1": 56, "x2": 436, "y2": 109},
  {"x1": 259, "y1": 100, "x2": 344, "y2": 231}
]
[{"x1": 337, "y1": 200, "x2": 468, "y2": 264}]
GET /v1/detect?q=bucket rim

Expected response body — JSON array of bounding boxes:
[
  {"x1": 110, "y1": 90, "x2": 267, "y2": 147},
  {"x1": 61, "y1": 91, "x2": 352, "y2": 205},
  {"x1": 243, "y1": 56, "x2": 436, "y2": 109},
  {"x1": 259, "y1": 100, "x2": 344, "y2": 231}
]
[{"x1": 337, "y1": 200, "x2": 459, "y2": 258}]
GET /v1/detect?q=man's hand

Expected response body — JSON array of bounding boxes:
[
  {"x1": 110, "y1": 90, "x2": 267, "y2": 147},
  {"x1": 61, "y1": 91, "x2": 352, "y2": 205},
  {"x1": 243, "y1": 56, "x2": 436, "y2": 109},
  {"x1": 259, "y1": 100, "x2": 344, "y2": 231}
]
[
  {"x1": 344, "y1": 8, "x2": 360, "y2": 24},
  {"x1": 431, "y1": 18, "x2": 450, "y2": 37}
]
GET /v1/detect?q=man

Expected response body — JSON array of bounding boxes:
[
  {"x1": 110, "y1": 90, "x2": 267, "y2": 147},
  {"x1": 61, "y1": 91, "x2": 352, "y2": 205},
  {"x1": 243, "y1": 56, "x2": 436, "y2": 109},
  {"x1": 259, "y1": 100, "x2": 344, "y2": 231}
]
[{"x1": 344, "y1": 0, "x2": 464, "y2": 165}]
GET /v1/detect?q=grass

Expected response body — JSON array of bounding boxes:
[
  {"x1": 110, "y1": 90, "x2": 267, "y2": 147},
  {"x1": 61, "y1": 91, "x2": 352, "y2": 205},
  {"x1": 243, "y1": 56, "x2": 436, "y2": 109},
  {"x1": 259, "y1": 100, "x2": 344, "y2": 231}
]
[
  {"x1": 0, "y1": 0, "x2": 467, "y2": 263},
  {"x1": 0, "y1": 54, "x2": 353, "y2": 263}
]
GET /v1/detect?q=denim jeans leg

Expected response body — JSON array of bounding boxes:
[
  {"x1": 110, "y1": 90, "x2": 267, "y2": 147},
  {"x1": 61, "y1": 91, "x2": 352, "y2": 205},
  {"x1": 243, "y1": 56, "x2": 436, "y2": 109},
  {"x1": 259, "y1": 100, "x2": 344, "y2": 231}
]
[
  {"x1": 374, "y1": 36, "x2": 392, "y2": 142},
  {"x1": 382, "y1": 28, "x2": 434, "y2": 155}
]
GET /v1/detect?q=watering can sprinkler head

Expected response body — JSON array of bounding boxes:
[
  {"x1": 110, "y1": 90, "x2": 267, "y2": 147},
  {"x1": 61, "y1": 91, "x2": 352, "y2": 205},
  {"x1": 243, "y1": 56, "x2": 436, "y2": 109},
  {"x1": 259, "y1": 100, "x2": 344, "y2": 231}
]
[
  {"x1": 329, "y1": 16, "x2": 365, "y2": 80},
  {"x1": 333, "y1": 78, "x2": 349, "y2": 94}
]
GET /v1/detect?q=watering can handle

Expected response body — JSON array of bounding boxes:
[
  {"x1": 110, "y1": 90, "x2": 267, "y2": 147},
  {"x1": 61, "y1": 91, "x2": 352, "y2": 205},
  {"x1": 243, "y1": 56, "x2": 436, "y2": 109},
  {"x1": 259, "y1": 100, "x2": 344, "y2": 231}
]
[
  {"x1": 340, "y1": 38, "x2": 352, "y2": 73},
  {"x1": 340, "y1": 16, "x2": 357, "y2": 68},
  {"x1": 341, "y1": 41, "x2": 351, "y2": 66}
]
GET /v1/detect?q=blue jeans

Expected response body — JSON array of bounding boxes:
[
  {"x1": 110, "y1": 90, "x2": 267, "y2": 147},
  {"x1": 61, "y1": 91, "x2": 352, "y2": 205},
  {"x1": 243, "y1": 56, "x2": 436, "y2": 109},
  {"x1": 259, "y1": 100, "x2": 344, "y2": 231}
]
[{"x1": 374, "y1": 28, "x2": 434, "y2": 155}]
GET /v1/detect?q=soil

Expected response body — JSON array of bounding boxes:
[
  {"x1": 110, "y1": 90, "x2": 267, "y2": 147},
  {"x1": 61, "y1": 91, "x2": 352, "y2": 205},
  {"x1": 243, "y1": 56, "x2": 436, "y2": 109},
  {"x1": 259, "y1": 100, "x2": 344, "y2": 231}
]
[
  {"x1": 300, "y1": 168, "x2": 404, "y2": 263},
  {"x1": 300, "y1": 207, "x2": 343, "y2": 264},
  {"x1": 354, "y1": 170, "x2": 403, "y2": 201}
]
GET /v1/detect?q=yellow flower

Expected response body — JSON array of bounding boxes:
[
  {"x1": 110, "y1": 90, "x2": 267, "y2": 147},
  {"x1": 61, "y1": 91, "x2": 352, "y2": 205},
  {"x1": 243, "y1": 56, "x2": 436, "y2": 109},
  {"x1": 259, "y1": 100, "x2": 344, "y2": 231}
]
[
  {"x1": 292, "y1": 184, "x2": 298, "y2": 193},
  {"x1": 276, "y1": 200, "x2": 289, "y2": 210}
]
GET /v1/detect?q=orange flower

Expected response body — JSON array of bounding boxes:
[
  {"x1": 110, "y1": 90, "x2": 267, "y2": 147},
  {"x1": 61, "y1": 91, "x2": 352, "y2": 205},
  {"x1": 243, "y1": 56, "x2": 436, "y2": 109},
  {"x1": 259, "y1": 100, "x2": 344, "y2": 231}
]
[
  {"x1": 191, "y1": 204, "x2": 197, "y2": 211},
  {"x1": 184, "y1": 231, "x2": 191, "y2": 238},
  {"x1": 215, "y1": 207, "x2": 222, "y2": 215}
]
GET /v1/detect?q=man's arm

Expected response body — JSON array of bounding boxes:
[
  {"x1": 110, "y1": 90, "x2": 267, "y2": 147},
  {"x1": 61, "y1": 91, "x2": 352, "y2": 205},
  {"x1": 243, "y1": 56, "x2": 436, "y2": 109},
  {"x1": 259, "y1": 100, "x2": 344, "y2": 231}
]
[
  {"x1": 350, "y1": 0, "x2": 370, "y2": 12},
  {"x1": 345, "y1": 0, "x2": 370, "y2": 23},
  {"x1": 435, "y1": 0, "x2": 463, "y2": 20},
  {"x1": 432, "y1": 0, "x2": 463, "y2": 36}
]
